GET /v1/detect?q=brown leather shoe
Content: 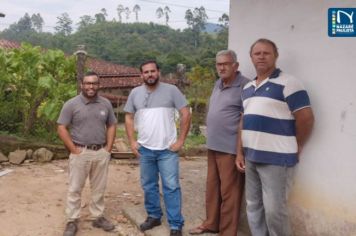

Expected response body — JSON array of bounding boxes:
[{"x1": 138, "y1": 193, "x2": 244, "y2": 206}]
[
  {"x1": 63, "y1": 221, "x2": 78, "y2": 236},
  {"x1": 92, "y1": 216, "x2": 115, "y2": 231},
  {"x1": 189, "y1": 225, "x2": 219, "y2": 235}
]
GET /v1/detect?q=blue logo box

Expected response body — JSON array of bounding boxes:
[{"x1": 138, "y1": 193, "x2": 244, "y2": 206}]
[{"x1": 328, "y1": 8, "x2": 356, "y2": 37}]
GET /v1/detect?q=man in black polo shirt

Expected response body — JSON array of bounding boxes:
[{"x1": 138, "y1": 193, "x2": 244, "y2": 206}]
[{"x1": 57, "y1": 71, "x2": 117, "y2": 236}]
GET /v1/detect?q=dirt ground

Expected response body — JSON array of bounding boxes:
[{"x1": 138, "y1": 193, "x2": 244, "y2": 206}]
[
  {"x1": 0, "y1": 157, "x2": 207, "y2": 236},
  {"x1": 0, "y1": 158, "x2": 147, "y2": 236}
]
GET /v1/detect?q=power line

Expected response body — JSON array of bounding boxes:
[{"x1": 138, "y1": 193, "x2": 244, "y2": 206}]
[{"x1": 138, "y1": 0, "x2": 227, "y2": 14}]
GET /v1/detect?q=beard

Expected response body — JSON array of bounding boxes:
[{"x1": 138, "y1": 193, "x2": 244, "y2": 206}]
[
  {"x1": 82, "y1": 88, "x2": 98, "y2": 99},
  {"x1": 143, "y1": 76, "x2": 159, "y2": 87}
]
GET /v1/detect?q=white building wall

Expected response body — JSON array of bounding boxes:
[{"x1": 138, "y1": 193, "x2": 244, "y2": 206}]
[{"x1": 230, "y1": 1, "x2": 356, "y2": 235}]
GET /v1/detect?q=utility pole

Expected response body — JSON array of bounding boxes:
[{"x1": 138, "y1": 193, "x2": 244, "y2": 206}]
[{"x1": 74, "y1": 45, "x2": 87, "y2": 94}]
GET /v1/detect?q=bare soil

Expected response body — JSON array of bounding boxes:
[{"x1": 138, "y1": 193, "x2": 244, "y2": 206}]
[{"x1": 0, "y1": 159, "x2": 146, "y2": 236}]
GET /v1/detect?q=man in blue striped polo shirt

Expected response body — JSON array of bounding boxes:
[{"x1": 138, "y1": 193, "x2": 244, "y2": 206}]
[{"x1": 236, "y1": 39, "x2": 314, "y2": 236}]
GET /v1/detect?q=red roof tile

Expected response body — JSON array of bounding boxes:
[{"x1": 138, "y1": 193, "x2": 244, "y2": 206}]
[
  {"x1": 99, "y1": 76, "x2": 142, "y2": 88},
  {"x1": 0, "y1": 39, "x2": 180, "y2": 89},
  {"x1": 86, "y1": 57, "x2": 140, "y2": 75},
  {"x1": 100, "y1": 93, "x2": 128, "y2": 104},
  {"x1": 0, "y1": 39, "x2": 20, "y2": 49}
]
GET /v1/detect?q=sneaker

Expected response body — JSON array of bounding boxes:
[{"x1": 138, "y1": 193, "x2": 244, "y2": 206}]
[
  {"x1": 139, "y1": 217, "x2": 161, "y2": 232},
  {"x1": 92, "y1": 216, "x2": 115, "y2": 231},
  {"x1": 170, "y1": 229, "x2": 182, "y2": 236},
  {"x1": 63, "y1": 221, "x2": 78, "y2": 236}
]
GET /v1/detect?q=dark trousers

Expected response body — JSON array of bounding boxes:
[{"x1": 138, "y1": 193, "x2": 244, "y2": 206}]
[{"x1": 203, "y1": 149, "x2": 245, "y2": 236}]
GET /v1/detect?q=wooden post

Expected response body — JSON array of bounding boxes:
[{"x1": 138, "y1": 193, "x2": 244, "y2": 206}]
[
  {"x1": 176, "y1": 63, "x2": 186, "y2": 93},
  {"x1": 74, "y1": 45, "x2": 87, "y2": 94}
]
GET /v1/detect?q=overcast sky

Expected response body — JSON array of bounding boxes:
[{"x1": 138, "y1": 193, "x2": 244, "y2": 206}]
[{"x1": 0, "y1": 0, "x2": 230, "y2": 32}]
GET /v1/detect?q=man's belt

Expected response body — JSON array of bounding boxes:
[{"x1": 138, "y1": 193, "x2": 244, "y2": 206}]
[{"x1": 73, "y1": 142, "x2": 106, "y2": 151}]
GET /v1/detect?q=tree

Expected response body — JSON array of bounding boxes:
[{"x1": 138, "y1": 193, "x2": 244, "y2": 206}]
[
  {"x1": 95, "y1": 8, "x2": 108, "y2": 23},
  {"x1": 17, "y1": 13, "x2": 33, "y2": 32},
  {"x1": 0, "y1": 44, "x2": 76, "y2": 139},
  {"x1": 163, "y1": 6, "x2": 171, "y2": 26},
  {"x1": 1, "y1": 13, "x2": 34, "y2": 36},
  {"x1": 31, "y1": 13, "x2": 44, "y2": 32},
  {"x1": 156, "y1": 7, "x2": 164, "y2": 20},
  {"x1": 117, "y1": 4, "x2": 125, "y2": 22},
  {"x1": 217, "y1": 13, "x2": 229, "y2": 47},
  {"x1": 77, "y1": 15, "x2": 95, "y2": 30},
  {"x1": 185, "y1": 7, "x2": 208, "y2": 47},
  {"x1": 133, "y1": 4, "x2": 141, "y2": 22},
  {"x1": 218, "y1": 13, "x2": 229, "y2": 28},
  {"x1": 55, "y1": 13, "x2": 73, "y2": 36},
  {"x1": 125, "y1": 7, "x2": 131, "y2": 20},
  {"x1": 156, "y1": 6, "x2": 171, "y2": 25},
  {"x1": 185, "y1": 65, "x2": 215, "y2": 135}
]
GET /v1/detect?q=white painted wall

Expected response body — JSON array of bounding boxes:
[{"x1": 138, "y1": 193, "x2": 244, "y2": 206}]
[{"x1": 229, "y1": 1, "x2": 356, "y2": 235}]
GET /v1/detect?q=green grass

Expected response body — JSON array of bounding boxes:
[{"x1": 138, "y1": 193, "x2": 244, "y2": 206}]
[
  {"x1": 116, "y1": 127, "x2": 127, "y2": 140},
  {"x1": 184, "y1": 134, "x2": 206, "y2": 150}
]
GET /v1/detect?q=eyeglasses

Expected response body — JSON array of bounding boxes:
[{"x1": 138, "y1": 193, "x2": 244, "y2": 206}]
[
  {"x1": 82, "y1": 82, "x2": 100, "y2": 86},
  {"x1": 216, "y1": 62, "x2": 234, "y2": 67}
]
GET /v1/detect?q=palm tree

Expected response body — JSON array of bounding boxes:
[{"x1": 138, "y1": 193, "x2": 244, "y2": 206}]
[
  {"x1": 156, "y1": 7, "x2": 164, "y2": 20},
  {"x1": 125, "y1": 7, "x2": 131, "y2": 20},
  {"x1": 163, "y1": 6, "x2": 171, "y2": 26},
  {"x1": 133, "y1": 4, "x2": 141, "y2": 22},
  {"x1": 117, "y1": 4, "x2": 125, "y2": 22}
]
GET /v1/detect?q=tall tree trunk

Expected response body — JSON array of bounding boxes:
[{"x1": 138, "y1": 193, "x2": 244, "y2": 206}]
[{"x1": 24, "y1": 91, "x2": 48, "y2": 135}]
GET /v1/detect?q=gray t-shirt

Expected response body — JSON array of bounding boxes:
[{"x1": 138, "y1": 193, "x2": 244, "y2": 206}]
[
  {"x1": 206, "y1": 72, "x2": 250, "y2": 155},
  {"x1": 57, "y1": 93, "x2": 117, "y2": 145},
  {"x1": 124, "y1": 82, "x2": 188, "y2": 150}
]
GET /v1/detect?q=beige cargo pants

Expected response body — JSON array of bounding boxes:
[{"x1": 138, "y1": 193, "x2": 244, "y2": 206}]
[{"x1": 65, "y1": 148, "x2": 111, "y2": 221}]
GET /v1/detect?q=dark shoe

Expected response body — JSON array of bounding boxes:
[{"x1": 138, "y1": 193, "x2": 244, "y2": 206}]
[
  {"x1": 139, "y1": 217, "x2": 161, "y2": 232},
  {"x1": 170, "y1": 229, "x2": 182, "y2": 236},
  {"x1": 92, "y1": 216, "x2": 115, "y2": 231},
  {"x1": 63, "y1": 221, "x2": 78, "y2": 236}
]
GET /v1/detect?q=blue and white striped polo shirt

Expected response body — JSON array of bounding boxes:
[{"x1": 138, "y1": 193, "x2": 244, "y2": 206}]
[{"x1": 241, "y1": 69, "x2": 311, "y2": 166}]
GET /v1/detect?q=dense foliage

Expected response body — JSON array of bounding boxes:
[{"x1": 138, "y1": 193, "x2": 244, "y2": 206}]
[
  {"x1": 0, "y1": 44, "x2": 76, "y2": 141},
  {"x1": 1, "y1": 14, "x2": 228, "y2": 74},
  {"x1": 0, "y1": 11, "x2": 229, "y2": 139}
]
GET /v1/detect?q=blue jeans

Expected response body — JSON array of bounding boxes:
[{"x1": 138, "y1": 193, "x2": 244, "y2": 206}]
[{"x1": 138, "y1": 146, "x2": 184, "y2": 230}]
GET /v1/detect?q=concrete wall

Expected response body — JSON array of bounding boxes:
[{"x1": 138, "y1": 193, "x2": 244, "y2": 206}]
[{"x1": 229, "y1": 1, "x2": 356, "y2": 235}]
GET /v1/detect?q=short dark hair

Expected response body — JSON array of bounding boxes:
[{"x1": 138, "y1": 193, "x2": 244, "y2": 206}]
[
  {"x1": 81, "y1": 71, "x2": 99, "y2": 82},
  {"x1": 139, "y1": 60, "x2": 160, "y2": 72},
  {"x1": 250, "y1": 38, "x2": 279, "y2": 57},
  {"x1": 84, "y1": 71, "x2": 99, "y2": 77}
]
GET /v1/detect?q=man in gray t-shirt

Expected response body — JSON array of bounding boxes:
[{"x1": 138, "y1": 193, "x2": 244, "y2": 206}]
[
  {"x1": 124, "y1": 60, "x2": 191, "y2": 236},
  {"x1": 57, "y1": 71, "x2": 117, "y2": 236},
  {"x1": 189, "y1": 50, "x2": 249, "y2": 236}
]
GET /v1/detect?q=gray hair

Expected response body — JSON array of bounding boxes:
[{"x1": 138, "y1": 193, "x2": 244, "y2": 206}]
[{"x1": 216, "y1": 50, "x2": 238, "y2": 63}]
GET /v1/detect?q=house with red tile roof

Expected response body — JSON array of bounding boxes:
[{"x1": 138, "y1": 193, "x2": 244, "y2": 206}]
[
  {"x1": 0, "y1": 39, "x2": 181, "y2": 114},
  {"x1": 0, "y1": 39, "x2": 140, "y2": 107},
  {"x1": 0, "y1": 39, "x2": 185, "y2": 120}
]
